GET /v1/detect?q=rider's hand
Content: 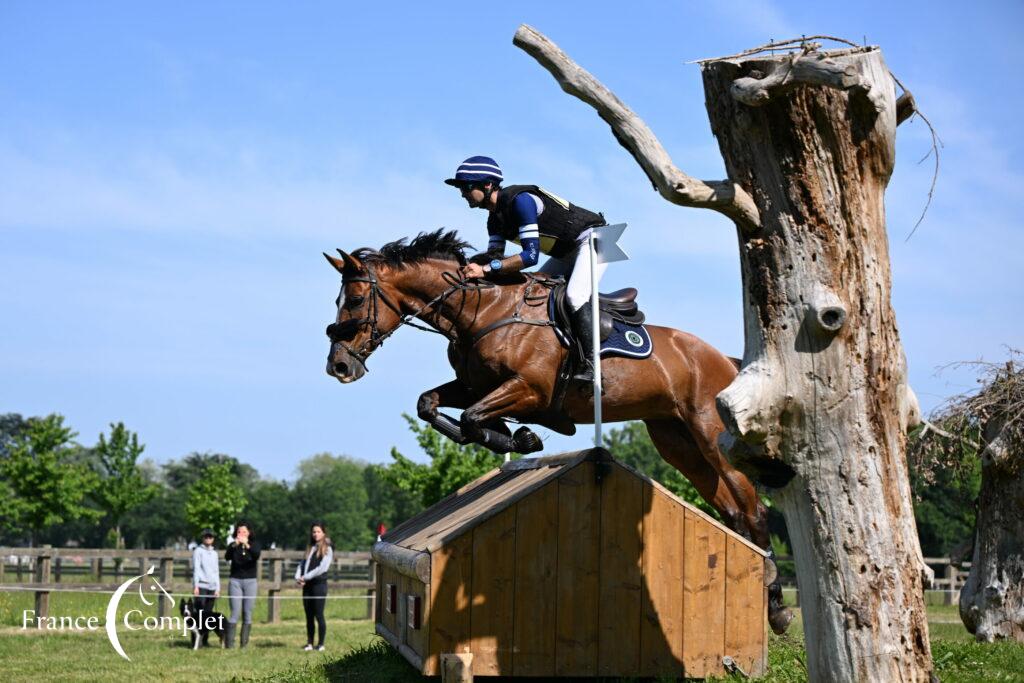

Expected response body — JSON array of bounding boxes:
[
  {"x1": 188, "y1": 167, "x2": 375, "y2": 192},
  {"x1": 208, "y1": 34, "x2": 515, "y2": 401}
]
[
  {"x1": 459, "y1": 263, "x2": 486, "y2": 280},
  {"x1": 193, "y1": 586, "x2": 200, "y2": 596}
]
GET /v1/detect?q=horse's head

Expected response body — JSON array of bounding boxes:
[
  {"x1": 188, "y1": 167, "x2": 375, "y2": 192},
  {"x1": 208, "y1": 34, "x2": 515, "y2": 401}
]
[
  {"x1": 324, "y1": 230, "x2": 475, "y2": 383},
  {"x1": 323, "y1": 249, "x2": 404, "y2": 383}
]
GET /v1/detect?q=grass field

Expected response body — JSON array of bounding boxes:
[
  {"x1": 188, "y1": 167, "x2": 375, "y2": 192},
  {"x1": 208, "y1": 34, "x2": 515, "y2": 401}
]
[{"x1": 1, "y1": 588, "x2": 1022, "y2": 682}]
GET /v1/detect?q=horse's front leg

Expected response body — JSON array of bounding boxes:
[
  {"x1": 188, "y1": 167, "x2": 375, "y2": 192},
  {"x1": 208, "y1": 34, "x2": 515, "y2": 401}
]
[
  {"x1": 417, "y1": 380, "x2": 475, "y2": 444},
  {"x1": 416, "y1": 380, "x2": 515, "y2": 449},
  {"x1": 461, "y1": 377, "x2": 545, "y2": 454}
]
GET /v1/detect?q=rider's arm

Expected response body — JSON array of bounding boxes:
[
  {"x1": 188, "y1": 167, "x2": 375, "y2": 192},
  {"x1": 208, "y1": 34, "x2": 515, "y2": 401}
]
[{"x1": 486, "y1": 193, "x2": 540, "y2": 274}]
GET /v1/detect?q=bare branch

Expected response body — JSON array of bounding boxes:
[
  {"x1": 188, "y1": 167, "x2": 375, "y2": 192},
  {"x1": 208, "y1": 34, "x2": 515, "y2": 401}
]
[
  {"x1": 690, "y1": 35, "x2": 864, "y2": 64},
  {"x1": 512, "y1": 24, "x2": 760, "y2": 231},
  {"x1": 730, "y1": 51, "x2": 873, "y2": 107},
  {"x1": 896, "y1": 91, "x2": 917, "y2": 126}
]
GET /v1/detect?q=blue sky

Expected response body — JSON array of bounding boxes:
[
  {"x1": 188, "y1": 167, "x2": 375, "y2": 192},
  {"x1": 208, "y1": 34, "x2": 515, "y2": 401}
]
[{"x1": 2, "y1": 2, "x2": 1021, "y2": 480}]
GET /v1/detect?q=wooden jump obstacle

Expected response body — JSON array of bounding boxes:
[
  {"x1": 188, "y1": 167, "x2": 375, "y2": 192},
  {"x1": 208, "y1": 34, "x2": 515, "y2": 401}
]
[{"x1": 372, "y1": 448, "x2": 769, "y2": 679}]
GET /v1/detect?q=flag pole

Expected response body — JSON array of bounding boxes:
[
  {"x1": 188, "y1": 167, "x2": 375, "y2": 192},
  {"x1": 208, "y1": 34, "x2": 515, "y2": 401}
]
[{"x1": 589, "y1": 231, "x2": 602, "y2": 447}]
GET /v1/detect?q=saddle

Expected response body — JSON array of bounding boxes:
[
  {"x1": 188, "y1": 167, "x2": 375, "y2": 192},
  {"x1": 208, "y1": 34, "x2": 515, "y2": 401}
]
[
  {"x1": 547, "y1": 281, "x2": 646, "y2": 348},
  {"x1": 543, "y1": 279, "x2": 648, "y2": 410}
]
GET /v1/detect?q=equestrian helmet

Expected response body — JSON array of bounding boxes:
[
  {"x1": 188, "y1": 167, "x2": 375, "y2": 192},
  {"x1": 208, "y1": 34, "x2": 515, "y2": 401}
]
[{"x1": 444, "y1": 155, "x2": 503, "y2": 187}]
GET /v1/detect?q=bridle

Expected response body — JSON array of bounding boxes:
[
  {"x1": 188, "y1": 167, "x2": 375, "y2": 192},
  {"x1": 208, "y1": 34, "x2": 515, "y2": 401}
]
[{"x1": 325, "y1": 263, "x2": 483, "y2": 372}]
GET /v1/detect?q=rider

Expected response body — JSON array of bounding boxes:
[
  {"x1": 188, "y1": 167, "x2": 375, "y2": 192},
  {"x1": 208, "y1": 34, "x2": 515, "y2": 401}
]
[{"x1": 447, "y1": 156, "x2": 607, "y2": 383}]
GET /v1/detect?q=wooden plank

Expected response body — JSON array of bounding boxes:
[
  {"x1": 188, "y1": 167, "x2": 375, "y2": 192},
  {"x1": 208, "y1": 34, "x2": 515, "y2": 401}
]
[
  {"x1": 469, "y1": 505, "x2": 517, "y2": 675},
  {"x1": 381, "y1": 566, "x2": 397, "y2": 638},
  {"x1": 398, "y1": 573, "x2": 410, "y2": 648},
  {"x1": 406, "y1": 577, "x2": 428, "y2": 659},
  {"x1": 597, "y1": 464, "x2": 643, "y2": 676},
  {"x1": 683, "y1": 509, "x2": 727, "y2": 678},
  {"x1": 639, "y1": 486, "x2": 684, "y2": 678},
  {"x1": 512, "y1": 479, "x2": 559, "y2": 677},
  {"x1": 426, "y1": 532, "x2": 473, "y2": 675},
  {"x1": 555, "y1": 462, "x2": 601, "y2": 677},
  {"x1": 725, "y1": 536, "x2": 766, "y2": 677}
]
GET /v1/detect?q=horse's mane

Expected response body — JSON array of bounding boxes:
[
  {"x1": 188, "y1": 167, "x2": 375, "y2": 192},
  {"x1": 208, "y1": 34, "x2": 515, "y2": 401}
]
[{"x1": 353, "y1": 229, "x2": 473, "y2": 268}]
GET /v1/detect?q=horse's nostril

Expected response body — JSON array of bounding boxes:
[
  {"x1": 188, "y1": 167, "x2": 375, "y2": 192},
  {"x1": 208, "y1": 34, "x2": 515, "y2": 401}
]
[{"x1": 334, "y1": 362, "x2": 349, "y2": 376}]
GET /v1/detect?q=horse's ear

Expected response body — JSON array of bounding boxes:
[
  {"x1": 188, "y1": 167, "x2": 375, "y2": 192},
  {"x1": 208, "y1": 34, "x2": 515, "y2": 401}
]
[
  {"x1": 336, "y1": 249, "x2": 364, "y2": 273},
  {"x1": 323, "y1": 252, "x2": 346, "y2": 274}
]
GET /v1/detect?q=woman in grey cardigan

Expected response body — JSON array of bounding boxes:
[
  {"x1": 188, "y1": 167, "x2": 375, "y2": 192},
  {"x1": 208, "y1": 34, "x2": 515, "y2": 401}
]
[
  {"x1": 295, "y1": 520, "x2": 333, "y2": 651},
  {"x1": 191, "y1": 529, "x2": 221, "y2": 647},
  {"x1": 224, "y1": 520, "x2": 261, "y2": 648}
]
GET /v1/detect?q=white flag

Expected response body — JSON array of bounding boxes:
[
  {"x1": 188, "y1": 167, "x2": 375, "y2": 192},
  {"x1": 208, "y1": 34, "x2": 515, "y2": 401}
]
[{"x1": 591, "y1": 223, "x2": 628, "y2": 264}]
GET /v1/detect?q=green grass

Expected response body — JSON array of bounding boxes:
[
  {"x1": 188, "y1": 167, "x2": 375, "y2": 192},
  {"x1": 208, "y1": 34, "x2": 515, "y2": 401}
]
[{"x1": 1, "y1": 592, "x2": 1022, "y2": 682}]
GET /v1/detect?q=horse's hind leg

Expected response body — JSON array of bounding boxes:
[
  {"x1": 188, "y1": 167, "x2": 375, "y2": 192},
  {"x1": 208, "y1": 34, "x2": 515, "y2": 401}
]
[{"x1": 643, "y1": 418, "x2": 746, "y2": 530}]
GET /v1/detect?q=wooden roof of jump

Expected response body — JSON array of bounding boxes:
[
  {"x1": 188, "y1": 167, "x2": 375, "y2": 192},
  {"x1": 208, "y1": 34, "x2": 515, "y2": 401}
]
[{"x1": 382, "y1": 448, "x2": 766, "y2": 558}]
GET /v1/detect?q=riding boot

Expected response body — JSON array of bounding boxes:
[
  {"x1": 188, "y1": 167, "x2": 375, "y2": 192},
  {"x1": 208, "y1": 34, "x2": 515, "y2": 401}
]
[
  {"x1": 225, "y1": 622, "x2": 236, "y2": 649},
  {"x1": 240, "y1": 623, "x2": 251, "y2": 648},
  {"x1": 571, "y1": 305, "x2": 596, "y2": 384}
]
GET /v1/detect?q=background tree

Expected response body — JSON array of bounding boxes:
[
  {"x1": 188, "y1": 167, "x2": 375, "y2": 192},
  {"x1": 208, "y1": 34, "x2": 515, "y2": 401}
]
[
  {"x1": 364, "y1": 463, "x2": 422, "y2": 538},
  {"x1": 603, "y1": 422, "x2": 719, "y2": 517},
  {"x1": 374, "y1": 415, "x2": 508, "y2": 510},
  {"x1": 93, "y1": 422, "x2": 155, "y2": 548},
  {"x1": 293, "y1": 453, "x2": 373, "y2": 549},
  {"x1": 0, "y1": 414, "x2": 100, "y2": 545},
  {"x1": 184, "y1": 461, "x2": 247, "y2": 540},
  {"x1": 240, "y1": 478, "x2": 303, "y2": 548},
  {"x1": 911, "y1": 350, "x2": 1023, "y2": 642}
]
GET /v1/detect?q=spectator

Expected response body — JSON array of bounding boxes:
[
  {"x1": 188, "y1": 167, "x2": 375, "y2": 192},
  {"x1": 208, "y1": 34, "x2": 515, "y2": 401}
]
[
  {"x1": 295, "y1": 520, "x2": 333, "y2": 651},
  {"x1": 224, "y1": 520, "x2": 261, "y2": 648},
  {"x1": 191, "y1": 528, "x2": 220, "y2": 646}
]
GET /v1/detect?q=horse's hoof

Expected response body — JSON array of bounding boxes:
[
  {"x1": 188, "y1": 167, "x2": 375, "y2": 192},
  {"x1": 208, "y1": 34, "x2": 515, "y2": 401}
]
[
  {"x1": 769, "y1": 606, "x2": 794, "y2": 635},
  {"x1": 512, "y1": 427, "x2": 543, "y2": 454}
]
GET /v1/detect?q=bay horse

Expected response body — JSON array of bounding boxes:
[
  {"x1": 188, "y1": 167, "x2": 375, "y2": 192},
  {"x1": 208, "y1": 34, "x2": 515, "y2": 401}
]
[{"x1": 324, "y1": 230, "x2": 791, "y2": 633}]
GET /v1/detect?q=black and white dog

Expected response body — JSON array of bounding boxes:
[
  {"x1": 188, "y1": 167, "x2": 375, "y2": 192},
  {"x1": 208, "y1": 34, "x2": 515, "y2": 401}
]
[{"x1": 179, "y1": 597, "x2": 226, "y2": 649}]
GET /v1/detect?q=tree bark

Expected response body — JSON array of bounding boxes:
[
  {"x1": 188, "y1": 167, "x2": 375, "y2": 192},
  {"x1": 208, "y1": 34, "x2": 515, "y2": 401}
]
[
  {"x1": 705, "y1": 48, "x2": 932, "y2": 683},
  {"x1": 514, "y1": 26, "x2": 932, "y2": 682},
  {"x1": 960, "y1": 417, "x2": 1024, "y2": 641}
]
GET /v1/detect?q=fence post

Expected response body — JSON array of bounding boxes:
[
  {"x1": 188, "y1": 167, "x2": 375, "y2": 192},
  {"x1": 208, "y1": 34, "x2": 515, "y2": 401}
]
[
  {"x1": 157, "y1": 554, "x2": 174, "y2": 618},
  {"x1": 54, "y1": 557, "x2": 62, "y2": 583},
  {"x1": 366, "y1": 558, "x2": 377, "y2": 620},
  {"x1": 944, "y1": 562, "x2": 958, "y2": 606},
  {"x1": 139, "y1": 555, "x2": 148, "y2": 576},
  {"x1": 94, "y1": 557, "x2": 103, "y2": 581},
  {"x1": 35, "y1": 545, "x2": 52, "y2": 619},
  {"x1": 267, "y1": 557, "x2": 283, "y2": 624},
  {"x1": 17, "y1": 555, "x2": 23, "y2": 582},
  {"x1": 0, "y1": 554, "x2": 5, "y2": 584}
]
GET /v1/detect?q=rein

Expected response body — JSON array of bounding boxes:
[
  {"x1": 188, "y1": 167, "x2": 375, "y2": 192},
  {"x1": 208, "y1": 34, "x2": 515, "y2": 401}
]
[{"x1": 327, "y1": 264, "x2": 561, "y2": 371}]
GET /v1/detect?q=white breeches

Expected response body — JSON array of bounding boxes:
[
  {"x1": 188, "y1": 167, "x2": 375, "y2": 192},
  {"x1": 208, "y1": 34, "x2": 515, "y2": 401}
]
[{"x1": 538, "y1": 233, "x2": 607, "y2": 311}]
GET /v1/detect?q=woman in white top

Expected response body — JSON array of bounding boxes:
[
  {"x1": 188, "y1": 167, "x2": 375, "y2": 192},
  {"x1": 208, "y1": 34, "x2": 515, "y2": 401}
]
[{"x1": 295, "y1": 520, "x2": 333, "y2": 651}]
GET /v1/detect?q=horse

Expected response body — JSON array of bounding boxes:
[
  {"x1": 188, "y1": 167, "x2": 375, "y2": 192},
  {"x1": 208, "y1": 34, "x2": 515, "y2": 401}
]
[{"x1": 323, "y1": 230, "x2": 792, "y2": 634}]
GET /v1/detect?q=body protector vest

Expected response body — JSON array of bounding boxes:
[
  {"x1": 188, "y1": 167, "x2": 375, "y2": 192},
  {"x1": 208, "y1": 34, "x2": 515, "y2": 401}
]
[{"x1": 487, "y1": 185, "x2": 605, "y2": 258}]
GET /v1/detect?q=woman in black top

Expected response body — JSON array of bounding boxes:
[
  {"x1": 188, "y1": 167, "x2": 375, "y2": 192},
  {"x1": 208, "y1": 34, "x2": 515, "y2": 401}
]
[
  {"x1": 224, "y1": 520, "x2": 261, "y2": 648},
  {"x1": 295, "y1": 520, "x2": 333, "y2": 651}
]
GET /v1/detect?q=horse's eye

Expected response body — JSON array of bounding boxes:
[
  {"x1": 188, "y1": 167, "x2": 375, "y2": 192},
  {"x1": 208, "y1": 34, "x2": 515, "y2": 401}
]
[{"x1": 345, "y1": 296, "x2": 365, "y2": 308}]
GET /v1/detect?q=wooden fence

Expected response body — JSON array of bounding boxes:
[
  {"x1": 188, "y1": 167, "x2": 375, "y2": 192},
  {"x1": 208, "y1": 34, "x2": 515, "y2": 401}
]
[
  {"x1": 2, "y1": 548, "x2": 969, "y2": 623},
  {"x1": 0, "y1": 546, "x2": 375, "y2": 623},
  {"x1": 773, "y1": 555, "x2": 970, "y2": 606}
]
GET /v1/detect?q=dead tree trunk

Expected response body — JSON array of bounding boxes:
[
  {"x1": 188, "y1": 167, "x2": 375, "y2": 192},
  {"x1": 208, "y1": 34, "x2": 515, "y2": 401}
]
[
  {"x1": 960, "y1": 416, "x2": 1024, "y2": 641},
  {"x1": 514, "y1": 26, "x2": 932, "y2": 681}
]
